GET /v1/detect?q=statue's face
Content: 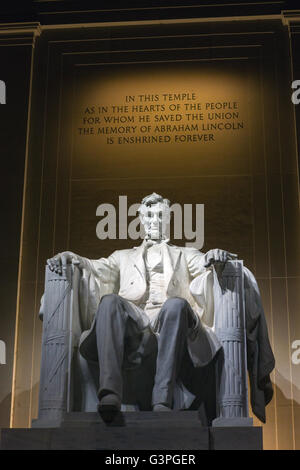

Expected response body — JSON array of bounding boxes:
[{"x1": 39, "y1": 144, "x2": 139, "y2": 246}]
[{"x1": 140, "y1": 202, "x2": 169, "y2": 240}]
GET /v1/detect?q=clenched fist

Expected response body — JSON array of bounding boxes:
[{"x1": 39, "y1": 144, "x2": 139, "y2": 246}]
[{"x1": 203, "y1": 249, "x2": 237, "y2": 268}]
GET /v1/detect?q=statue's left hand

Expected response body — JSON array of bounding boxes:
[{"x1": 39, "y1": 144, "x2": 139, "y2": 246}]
[{"x1": 203, "y1": 249, "x2": 237, "y2": 268}]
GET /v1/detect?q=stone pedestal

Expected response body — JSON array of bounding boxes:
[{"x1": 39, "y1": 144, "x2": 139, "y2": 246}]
[
  {"x1": 210, "y1": 426, "x2": 263, "y2": 450},
  {"x1": 0, "y1": 412, "x2": 263, "y2": 450}
]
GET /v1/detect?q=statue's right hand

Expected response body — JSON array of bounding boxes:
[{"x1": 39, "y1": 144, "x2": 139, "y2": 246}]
[{"x1": 47, "y1": 251, "x2": 80, "y2": 275}]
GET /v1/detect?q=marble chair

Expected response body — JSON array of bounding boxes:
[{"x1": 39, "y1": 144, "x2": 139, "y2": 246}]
[{"x1": 32, "y1": 260, "x2": 253, "y2": 427}]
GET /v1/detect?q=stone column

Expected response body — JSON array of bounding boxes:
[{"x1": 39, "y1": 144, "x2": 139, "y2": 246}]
[
  {"x1": 212, "y1": 260, "x2": 253, "y2": 426},
  {"x1": 33, "y1": 265, "x2": 81, "y2": 427}
]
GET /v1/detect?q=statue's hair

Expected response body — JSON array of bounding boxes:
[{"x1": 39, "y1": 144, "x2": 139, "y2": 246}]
[{"x1": 138, "y1": 192, "x2": 170, "y2": 216}]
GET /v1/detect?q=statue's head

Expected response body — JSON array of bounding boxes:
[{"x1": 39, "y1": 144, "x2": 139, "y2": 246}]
[{"x1": 138, "y1": 193, "x2": 170, "y2": 240}]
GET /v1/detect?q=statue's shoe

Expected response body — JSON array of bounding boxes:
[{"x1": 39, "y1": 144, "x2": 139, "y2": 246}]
[
  {"x1": 98, "y1": 393, "x2": 121, "y2": 410},
  {"x1": 97, "y1": 394, "x2": 121, "y2": 423},
  {"x1": 152, "y1": 404, "x2": 172, "y2": 411}
]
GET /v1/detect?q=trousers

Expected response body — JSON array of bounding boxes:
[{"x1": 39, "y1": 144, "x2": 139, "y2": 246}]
[{"x1": 94, "y1": 293, "x2": 197, "y2": 409}]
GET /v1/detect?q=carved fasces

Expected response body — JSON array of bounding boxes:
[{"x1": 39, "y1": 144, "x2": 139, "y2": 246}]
[
  {"x1": 37, "y1": 265, "x2": 80, "y2": 422},
  {"x1": 213, "y1": 261, "x2": 249, "y2": 421}
]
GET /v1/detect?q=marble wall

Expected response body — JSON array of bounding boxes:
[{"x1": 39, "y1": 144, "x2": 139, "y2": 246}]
[{"x1": 1, "y1": 16, "x2": 299, "y2": 449}]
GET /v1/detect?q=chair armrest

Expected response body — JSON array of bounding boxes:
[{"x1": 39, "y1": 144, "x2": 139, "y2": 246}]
[{"x1": 35, "y1": 263, "x2": 82, "y2": 425}]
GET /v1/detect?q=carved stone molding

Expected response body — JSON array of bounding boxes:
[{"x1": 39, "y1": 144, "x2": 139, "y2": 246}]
[{"x1": 0, "y1": 22, "x2": 41, "y2": 46}]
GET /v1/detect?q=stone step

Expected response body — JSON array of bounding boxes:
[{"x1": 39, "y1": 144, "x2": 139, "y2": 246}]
[{"x1": 0, "y1": 412, "x2": 263, "y2": 450}]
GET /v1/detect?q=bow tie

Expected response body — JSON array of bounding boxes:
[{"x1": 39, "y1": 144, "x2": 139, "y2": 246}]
[{"x1": 144, "y1": 238, "x2": 169, "y2": 248}]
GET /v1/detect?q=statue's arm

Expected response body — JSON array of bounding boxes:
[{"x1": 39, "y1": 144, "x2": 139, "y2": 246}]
[
  {"x1": 47, "y1": 250, "x2": 120, "y2": 285},
  {"x1": 47, "y1": 251, "x2": 91, "y2": 274},
  {"x1": 88, "y1": 251, "x2": 120, "y2": 286},
  {"x1": 185, "y1": 247, "x2": 238, "y2": 277},
  {"x1": 185, "y1": 248, "x2": 207, "y2": 277}
]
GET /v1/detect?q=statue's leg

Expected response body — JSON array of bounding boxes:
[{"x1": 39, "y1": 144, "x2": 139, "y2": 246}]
[
  {"x1": 95, "y1": 294, "x2": 152, "y2": 409},
  {"x1": 95, "y1": 294, "x2": 129, "y2": 403},
  {"x1": 152, "y1": 297, "x2": 195, "y2": 409},
  {"x1": 123, "y1": 345, "x2": 157, "y2": 411},
  {"x1": 179, "y1": 349, "x2": 218, "y2": 424}
]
